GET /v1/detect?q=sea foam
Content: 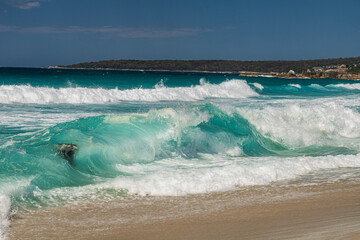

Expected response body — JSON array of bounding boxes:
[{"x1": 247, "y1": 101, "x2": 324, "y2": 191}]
[
  {"x1": 332, "y1": 83, "x2": 360, "y2": 90},
  {"x1": 289, "y1": 84, "x2": 301, "y2": 88},
  {"x1": 0, "y1": 194, "x2": 10, "y2": 240},
  {"x1": 251, "y1": 83, "x2": 264, "y2": 90},
  {"x1": 108, "y1": 153, "x2": 360, "y2": 196},
  {"x1": 24, "y1": 152, "x2": 360, "y2": 200},
  {"x1": 236, "y1": 102, "x2": 360, "y2": 148},
  {"x1": 0, "y1": 80, "x2": 258, "y2": 104}
]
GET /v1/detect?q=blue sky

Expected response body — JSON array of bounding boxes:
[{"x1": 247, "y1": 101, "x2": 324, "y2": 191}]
[{"x1": 0, "y1": 0, "x2": 359, "y2": 67}]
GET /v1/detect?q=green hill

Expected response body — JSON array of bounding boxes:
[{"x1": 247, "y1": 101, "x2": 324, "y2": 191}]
[{"x1": 64, "y1": 57, "x2": 360, "y2": 73}]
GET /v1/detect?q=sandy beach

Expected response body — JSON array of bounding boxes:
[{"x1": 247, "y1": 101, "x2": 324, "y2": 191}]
[{"x1": 9, "y1": 180, "x2": 360, "y2": 240}]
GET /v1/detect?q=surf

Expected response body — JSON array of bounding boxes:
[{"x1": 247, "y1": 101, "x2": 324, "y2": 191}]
[
  {"x1": 0, "y1": 79, "x2": 258, "y2": 104},
  {"x1": 2, "y1": 103, "x2": 360, "y2": 201}
]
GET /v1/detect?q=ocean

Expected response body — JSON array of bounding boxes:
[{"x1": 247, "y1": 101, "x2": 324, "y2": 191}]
[{"x1": 1, "y1": 68, "x2": 360, "y2": 239}]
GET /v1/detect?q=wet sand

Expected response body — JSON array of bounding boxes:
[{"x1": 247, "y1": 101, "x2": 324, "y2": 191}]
[{"x1": 10, "y1": 181, "x2": 360, "y2": 240}]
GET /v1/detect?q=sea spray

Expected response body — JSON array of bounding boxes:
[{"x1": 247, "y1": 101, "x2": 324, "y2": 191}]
[
  {"x1": 0, "y1": 80, "x2": 258, "y2": 104},
  {"x1": 237, "y1": 102, "x2": 360, "y2": 148}
]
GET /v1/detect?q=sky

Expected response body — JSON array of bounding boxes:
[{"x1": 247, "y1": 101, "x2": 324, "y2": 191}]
[{"x1": 0, "y1": 0, "x2": 359, "y2": 67}]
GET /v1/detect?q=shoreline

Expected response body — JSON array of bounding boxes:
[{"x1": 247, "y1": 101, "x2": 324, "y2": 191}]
[
  {"x1": 10, "y1": 180, "x2": 360, "y2": 240},
  {"x1": 47, "y1": 66, "x2": 360, "y2": 80}
]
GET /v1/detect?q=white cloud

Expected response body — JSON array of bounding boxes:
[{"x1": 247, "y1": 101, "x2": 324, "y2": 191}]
[
  {"x1": 0, "y1": 25, "x2": 213, "y2": 38},
  {"x1": 0, "y1": 0, "x2": 48, "y2": 10},
  {"x1": 17, "y1": 1, "x2": 40, "y2": 9}
]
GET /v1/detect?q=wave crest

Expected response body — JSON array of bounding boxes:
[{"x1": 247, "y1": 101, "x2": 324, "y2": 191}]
[{"x1": 0, "y1": 80, "x2": 258, "y2": 104}]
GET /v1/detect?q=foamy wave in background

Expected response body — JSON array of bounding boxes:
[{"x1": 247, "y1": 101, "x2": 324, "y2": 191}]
[
  {"x1": 0, "y1": 80, "x2": 258, "y2": 104},
  {"x1": 251, "y1": 82, "x2": 264, "y2": 90},
  {"x1": 289, "y1": 84, "x2": 301, "y2": 88},
  {"x1": 332, "y1": 83, "x2": 360, "y2": 90},
  {"x1": 0, "y1": 110, "x2": 101, "y2": 132}
]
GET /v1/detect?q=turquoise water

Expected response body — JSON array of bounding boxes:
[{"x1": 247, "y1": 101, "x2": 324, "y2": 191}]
[{"x1": 1, "y1": 68, "x2": 360, "y2": 238}]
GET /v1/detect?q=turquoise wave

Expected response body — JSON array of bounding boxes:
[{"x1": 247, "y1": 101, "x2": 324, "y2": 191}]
[{"x1": 1, "y1": 103, "x2": 357, "y2": 199}]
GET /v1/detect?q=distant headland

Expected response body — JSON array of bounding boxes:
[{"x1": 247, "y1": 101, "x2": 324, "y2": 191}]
[{"x1": 49, "y1": 57, "x2": 360, "y2": 80}]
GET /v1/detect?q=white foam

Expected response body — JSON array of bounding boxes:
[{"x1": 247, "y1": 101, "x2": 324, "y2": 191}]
[
  {"x1": 252, "y1": 83, "x2": 264, "y2": 90},
  {"x1": 258, "y1": 74, "x2": 275, "y2": 78},
  {"x1": 0, "y1": 80, "x2": 258, "y2": 104},
  {"x1": 0, "y1": 194, "x2": 10, "y2": 240},
  {"x1": 236, "y1": 102, "x2": 360, "y2": 148},
  {"x1": 289, "y1": 84, "x2": 301, "y2": 88},
  {"x1": 28, "y1": 152, "x2": 360, "y2": 200},
  {"x1": 226, "y1": 146, "x2": 243, "y2": 157},
  {"x1": 0, "y1": 140, "x2": 14, "y2": 149},
  {"x1": 0, "y1": 109, "x2": 101, "y2": 131},
  {"x1": 109, "y1": 153, "x2": 360, "y2": 196},
  {"x1": 309, "y1": 84, "x2": 326, "y2": 90},
  {"x1": 332, "y1": 83, "x2": 360, "y2": 90}
]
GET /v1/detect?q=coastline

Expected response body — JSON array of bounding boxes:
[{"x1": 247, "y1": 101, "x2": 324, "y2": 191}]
[
  {"x1": 10, "y1": 180, "x2": 360, "y2": 240},
  {"x1": 47, "y1": 66, "x2": 360, "y2": 80}
]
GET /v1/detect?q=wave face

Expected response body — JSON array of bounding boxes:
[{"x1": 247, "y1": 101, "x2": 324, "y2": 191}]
[
  {"x1": 0, "y1": 80, "x2": 257, "y2": 104},
  {"x1": 2, "y1": 103, "x2": 360, "y2": 200},
  {"x1": 0, "y1": 105, "x2": 280, "y2": 191}
]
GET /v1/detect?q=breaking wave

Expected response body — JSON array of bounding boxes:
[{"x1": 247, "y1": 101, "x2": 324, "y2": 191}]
[
  {"x1": 237, "y1": 102, "x2": 360, "y2": 149},
  {"x1": 332, "y1": 83, "x2": 360, "y2": 90},
  {"x1": 1, "y1": 103, "x2": 360, "y2": 200},
  {"x1": 0, "y1": 80, "x2": 258, "y2": 104}
]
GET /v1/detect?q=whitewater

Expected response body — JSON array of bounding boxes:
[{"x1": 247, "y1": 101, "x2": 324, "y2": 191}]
[
  {"x1": 1, "y1": 68, "x2": 360, "y2": 239},
  {"x1": 0, "y1": 79, "x2": 257, "y2": 104}
]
